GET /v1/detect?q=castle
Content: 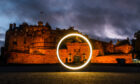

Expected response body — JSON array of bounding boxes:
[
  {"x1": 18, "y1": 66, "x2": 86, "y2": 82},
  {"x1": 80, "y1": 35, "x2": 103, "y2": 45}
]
[{"x1": 1, "y1": 21, "x2": 133, "y2": 64}]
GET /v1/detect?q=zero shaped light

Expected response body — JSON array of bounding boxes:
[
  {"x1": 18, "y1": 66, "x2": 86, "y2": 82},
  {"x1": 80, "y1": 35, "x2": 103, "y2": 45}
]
[{"x1": 56, "y1": 33, "x2": 93, "y2": 70}]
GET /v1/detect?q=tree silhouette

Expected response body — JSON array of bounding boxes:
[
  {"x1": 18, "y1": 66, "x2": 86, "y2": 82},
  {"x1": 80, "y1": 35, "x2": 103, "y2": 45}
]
[{"x1": 134, "y1": 30, "x2": 140, "y2": 40}]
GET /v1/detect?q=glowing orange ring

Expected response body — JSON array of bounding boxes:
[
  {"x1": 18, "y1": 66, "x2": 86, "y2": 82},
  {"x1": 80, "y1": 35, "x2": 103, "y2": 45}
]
[{"x1": 56, "y1": 33, "x2": 93, "y2": 70}]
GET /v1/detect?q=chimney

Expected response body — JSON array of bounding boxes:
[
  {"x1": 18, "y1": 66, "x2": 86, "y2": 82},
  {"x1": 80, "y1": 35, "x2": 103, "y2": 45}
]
[
  {"x1": 9, "y1": 24, "x2": 13, "y2": 30},
  {"x1": 13, "y1": 23, "x2": 16, "y2": 28}
]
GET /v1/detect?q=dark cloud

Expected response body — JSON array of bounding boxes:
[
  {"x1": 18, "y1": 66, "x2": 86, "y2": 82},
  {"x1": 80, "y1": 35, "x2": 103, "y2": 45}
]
[{"x1": 0, "y1": 0, "x2": 140, "y2": 42}]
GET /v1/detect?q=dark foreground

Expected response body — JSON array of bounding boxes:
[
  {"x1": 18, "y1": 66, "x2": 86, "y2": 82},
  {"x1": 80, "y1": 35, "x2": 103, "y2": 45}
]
[
  {"x1": 0, "y1": 64, "x2": 140, "y2": 84},
  {"x1": 0, "y1": 64, "x2": 140, "y2": 72},
  {"x1": 0, "y1": 72, "x2": 140, "y2": 84}
]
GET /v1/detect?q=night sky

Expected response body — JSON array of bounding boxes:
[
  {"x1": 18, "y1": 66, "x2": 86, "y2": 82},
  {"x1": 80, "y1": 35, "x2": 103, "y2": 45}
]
[{"x1": 0, "y1": 0, "x2": 140, "y2": 48}]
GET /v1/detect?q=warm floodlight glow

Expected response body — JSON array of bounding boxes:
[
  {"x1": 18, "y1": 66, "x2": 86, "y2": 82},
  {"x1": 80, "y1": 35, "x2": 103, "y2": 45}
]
[{"x1": 56, "y1": 33, "x2": 93, "y2": 70}]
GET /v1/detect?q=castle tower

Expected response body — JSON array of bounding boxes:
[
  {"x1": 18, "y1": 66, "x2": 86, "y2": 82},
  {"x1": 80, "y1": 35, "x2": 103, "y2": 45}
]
[{"x1": 38, "y1": 21, "x2": 43, "y2": 26}]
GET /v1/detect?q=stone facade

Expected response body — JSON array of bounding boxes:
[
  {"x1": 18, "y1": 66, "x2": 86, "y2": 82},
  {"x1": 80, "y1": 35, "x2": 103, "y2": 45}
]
[{"x1": 2, "y1": 21, "x2": 133, "y2": 64}]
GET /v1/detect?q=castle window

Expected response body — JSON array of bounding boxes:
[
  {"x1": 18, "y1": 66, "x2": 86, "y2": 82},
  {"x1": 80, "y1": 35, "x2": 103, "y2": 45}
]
[
  {"x1": 13, "y1": 41, "x2": 17, "y2": 45},
  {"x1": 83, "y1": 53, "x2": 86, "y2": 62},
  {"x1": 69, "y1": 53, "x2": 72, "y2": 62},
  {"x1": 78, "y1": 49, "x2": 80, "y2": 52},
  {"x1": 24, "y1": 40, "x2": 26, "y2": 44},
  {"x1": 13, "y1": 38, "x2": 17, "y2": 45},
  {"x1": 34, "y1": 29, "x2": 36, "y2": 31},
  {"x1": 26, "y1": 28, "x2": 28, "y2": 32}
]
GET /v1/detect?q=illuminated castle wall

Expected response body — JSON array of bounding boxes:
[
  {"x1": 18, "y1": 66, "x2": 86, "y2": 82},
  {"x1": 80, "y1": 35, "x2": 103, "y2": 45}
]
[{"x1": 3, "y1": 21, "x2": 133, "y2": 64}]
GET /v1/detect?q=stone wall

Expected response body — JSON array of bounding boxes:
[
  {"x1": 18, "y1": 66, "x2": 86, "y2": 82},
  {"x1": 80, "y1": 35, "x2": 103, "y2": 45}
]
[
  {"x1": 4, "y1": 22, "x2": 133, "y2": 64},
  {"x1": 7, "y1": 50, "x2": 132, "y2": 64},
  {"x1": 92, "y1": 54, "x2": 132, "y2": 63}
]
